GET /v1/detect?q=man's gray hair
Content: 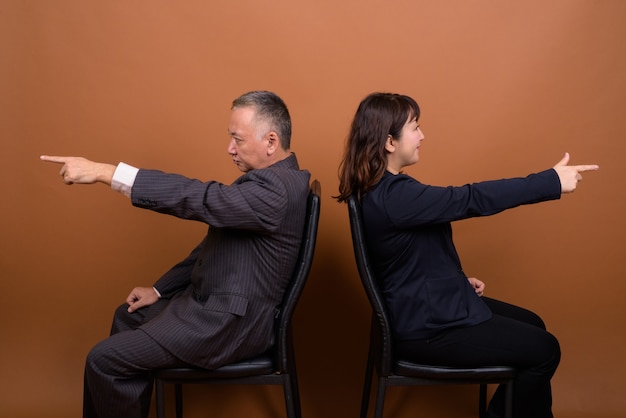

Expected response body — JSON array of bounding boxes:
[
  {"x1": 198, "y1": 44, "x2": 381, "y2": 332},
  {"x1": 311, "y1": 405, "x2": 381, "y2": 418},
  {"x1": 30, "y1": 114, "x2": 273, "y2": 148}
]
[{"x1": 232, "y1": 91, "x2": 292, "y2": 150}]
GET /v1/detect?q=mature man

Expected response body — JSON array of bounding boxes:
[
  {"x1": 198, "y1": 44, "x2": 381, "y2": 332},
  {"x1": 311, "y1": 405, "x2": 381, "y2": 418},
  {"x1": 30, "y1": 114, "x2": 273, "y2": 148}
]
[{"x1": 41, "y1": 91, "x2": 311, "y2": 418}]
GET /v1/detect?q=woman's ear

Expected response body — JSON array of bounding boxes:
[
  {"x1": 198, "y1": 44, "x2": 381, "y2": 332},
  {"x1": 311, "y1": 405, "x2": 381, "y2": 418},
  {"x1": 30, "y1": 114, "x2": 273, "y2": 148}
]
[{"x1": 384, "y1": 135, "x2": 395, "y2": 153}]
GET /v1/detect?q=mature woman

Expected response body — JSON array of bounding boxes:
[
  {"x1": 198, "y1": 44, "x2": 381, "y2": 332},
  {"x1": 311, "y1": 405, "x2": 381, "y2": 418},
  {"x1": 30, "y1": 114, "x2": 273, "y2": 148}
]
[{"x1": 337, "y1": 92, "x2": 598, "y2": 418}]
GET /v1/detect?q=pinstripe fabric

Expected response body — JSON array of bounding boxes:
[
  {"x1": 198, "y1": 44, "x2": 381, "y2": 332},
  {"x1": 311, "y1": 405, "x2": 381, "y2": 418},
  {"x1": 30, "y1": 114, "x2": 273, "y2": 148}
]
[
  {"x1": 84, "y1": 154, "x2": 310, "y2": 418},
  {"x1": 84, "y1": 330, "x2": 185, "y2": 418}
]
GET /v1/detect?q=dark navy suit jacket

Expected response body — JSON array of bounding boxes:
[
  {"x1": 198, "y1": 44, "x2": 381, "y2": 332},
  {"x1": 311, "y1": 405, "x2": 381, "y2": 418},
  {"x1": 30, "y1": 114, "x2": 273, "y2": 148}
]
[
  {"x1": 131, "y1": 154, "x2": 310, "y2": 368},
  {"x1": 361, "y1": 169, "x2": 561, "y2": 340}
]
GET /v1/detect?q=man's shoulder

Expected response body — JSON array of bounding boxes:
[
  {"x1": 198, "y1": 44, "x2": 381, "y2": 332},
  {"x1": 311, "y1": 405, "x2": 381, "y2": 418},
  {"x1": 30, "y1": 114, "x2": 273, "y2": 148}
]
[{"x1": 247, "y1": 154, "x2": 310, "y2": 187}]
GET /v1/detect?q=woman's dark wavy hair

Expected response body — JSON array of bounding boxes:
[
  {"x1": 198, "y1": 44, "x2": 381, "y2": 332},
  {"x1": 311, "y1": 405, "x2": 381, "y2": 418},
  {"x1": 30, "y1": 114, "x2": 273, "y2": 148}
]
[{"x1": 336, "y1": 92, "x2": 420, "y2": 203}]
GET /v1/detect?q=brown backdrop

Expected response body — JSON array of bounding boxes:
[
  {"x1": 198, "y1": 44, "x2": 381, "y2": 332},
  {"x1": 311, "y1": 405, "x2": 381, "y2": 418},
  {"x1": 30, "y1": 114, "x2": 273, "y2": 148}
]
[{"x1": 2, "y1": 1, "x2": 624, "y2": 417}]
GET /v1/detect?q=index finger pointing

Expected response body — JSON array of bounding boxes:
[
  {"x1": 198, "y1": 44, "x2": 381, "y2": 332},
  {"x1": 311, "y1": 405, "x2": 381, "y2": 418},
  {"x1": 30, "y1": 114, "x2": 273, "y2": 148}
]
[
  {"x1": 575, "y1": 164, "x2": 600, "y2": 173},
  {"x1": 40, "y1": 155, "x2": 68, "y2": 164}
]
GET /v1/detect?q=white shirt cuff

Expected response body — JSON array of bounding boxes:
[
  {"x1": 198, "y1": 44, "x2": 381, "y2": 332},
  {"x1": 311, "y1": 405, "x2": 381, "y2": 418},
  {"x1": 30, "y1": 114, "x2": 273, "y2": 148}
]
[
  {"x1": 153, "y1": 286, "x2": 162, "y2": 298},
  {"x1": 111, "y1": 162, "x2": 139, "y2": 198}
]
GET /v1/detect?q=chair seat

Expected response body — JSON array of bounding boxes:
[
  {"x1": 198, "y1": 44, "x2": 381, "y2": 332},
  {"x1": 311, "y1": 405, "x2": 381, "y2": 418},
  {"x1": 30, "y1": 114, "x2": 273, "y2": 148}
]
[
  {"x1": 395, "y1": 360, "x2": 515, "y2": 380},
  {"x1": 155, "y1": 353, "x2": 274, "y2": 381}
]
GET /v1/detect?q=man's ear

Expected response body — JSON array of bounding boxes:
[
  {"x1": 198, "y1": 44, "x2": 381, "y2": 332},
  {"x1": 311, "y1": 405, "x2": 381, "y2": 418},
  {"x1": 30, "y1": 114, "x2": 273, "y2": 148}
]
[
  {"x1": 384, "y1": 135, "x2": 395, "y2": 153},
  {"x1": 266, "y1": 131, "x2": 280, "y2": 155}
]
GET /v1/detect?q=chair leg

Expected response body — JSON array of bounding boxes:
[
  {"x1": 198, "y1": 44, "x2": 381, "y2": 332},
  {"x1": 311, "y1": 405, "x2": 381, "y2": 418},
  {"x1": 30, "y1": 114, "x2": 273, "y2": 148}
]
[
  {"x1": 283, "y1": 372, "x2": 302, "y2": 418},
  {"x1": 373, "y1": 376, "x2": 386, "y2": 418},
  {"x1": 155, "y1": 379, "x2": 165, "y2": 418},
  {"x1": 291, "y1": 373, "x2": 302, "y2": 418},
  {"x1": 174, "y1": 383, "x2": 183, "y2": 418},
  {"x1": 479, "y1": 384, "x2": 487, "y2": 418},
  {"x1": 504, "y1": 382, "x2": 513, "y2": 418},
  {"x1": 360, "y1": 356, "x2": 375, "y2": 418}
]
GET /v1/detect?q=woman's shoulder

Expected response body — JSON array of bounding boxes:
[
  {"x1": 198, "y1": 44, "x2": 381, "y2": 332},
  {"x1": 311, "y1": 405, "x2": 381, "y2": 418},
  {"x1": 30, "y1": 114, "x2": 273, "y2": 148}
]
[
  {"x1": 364, "y1": 172, "x2": 427, "y2": 210},
  {"x1": 375, "y1": 171, "x2": 426, "y2": 194}
]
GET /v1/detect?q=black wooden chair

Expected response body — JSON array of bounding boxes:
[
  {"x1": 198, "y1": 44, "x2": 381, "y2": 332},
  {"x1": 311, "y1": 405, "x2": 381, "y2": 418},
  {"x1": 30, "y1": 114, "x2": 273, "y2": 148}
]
[
  {"x1": 153, "y1": 180, "x2": 321, "y2": 418},
  {"x1": 347, "y1": 195, "x2": 515, "y2": 418}
]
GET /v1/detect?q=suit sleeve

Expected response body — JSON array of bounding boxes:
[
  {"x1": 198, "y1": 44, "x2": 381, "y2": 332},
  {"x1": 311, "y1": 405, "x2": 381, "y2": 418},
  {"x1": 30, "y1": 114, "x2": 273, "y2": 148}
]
[
  {"x1": 384, "y1": 169, "x2": 562, "y2": 227},
  {"x1": 130, "y1": 168, "x2": 288, "y2": 232}
]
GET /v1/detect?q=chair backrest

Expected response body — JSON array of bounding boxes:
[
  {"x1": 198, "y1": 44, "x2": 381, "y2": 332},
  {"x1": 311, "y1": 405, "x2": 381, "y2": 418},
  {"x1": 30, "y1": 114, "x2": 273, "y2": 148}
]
[
  {"x1": 274, "y1": 179, "x2": 321, "y2": 371},
  {"x1": 347, "y1": 195, "x2": 394, "y2": 376}
]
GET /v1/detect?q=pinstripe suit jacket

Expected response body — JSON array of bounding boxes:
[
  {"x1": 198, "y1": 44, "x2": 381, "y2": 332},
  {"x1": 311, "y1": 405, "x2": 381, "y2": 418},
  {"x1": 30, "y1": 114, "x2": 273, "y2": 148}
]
[{"x1": 130, "y1": 154, "x2": 310, "y2": 369}]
